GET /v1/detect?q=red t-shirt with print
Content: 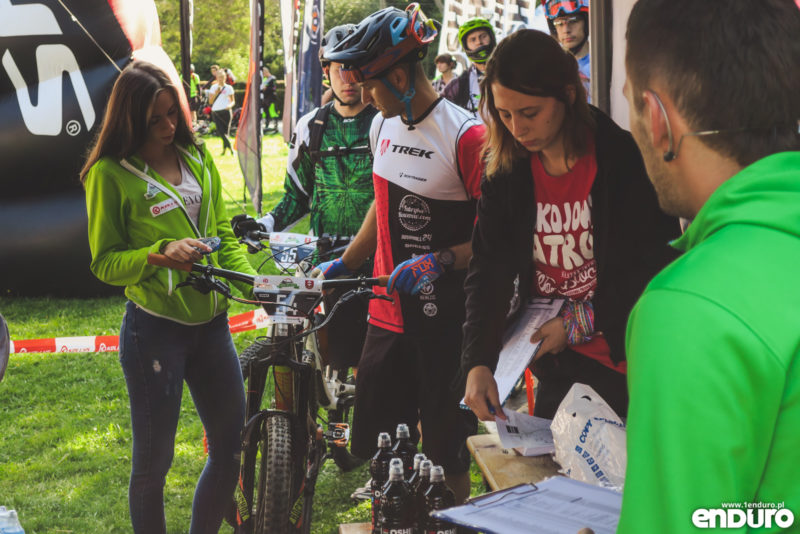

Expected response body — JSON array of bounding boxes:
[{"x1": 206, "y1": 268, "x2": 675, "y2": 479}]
[{"x1": 530, "y1": 138, "x2": 623, "y2": 373}]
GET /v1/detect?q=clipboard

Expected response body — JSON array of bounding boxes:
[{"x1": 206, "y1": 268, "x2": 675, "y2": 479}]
[{"x1": 431, "y1": 477, "x2": 621, "y2": 534}]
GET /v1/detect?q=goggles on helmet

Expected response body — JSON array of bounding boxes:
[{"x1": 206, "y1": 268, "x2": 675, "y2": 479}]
[
  {"x1": 546, "y1": 0, "x2": 589, "y2": 19},
  {"x1": 338, "y1": 3, "x2": 437, "y2": 85}
]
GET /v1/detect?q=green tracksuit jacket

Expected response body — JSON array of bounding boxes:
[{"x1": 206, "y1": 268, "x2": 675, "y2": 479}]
[
  {"x1": 85, "y1": 143, "x2": 256, "y2": 325},
  {"x1": 620, "y1": 152, "x2": 800, "y2": 532}
]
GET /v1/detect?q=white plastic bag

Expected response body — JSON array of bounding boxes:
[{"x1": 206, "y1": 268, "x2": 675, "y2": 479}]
[{"x1": 550, "y1": 383, "x2": 626, "y2": 490}]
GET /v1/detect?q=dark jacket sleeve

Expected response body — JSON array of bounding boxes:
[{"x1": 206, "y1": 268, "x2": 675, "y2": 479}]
[
  {"x1": 591, "y1": 111, "x2": 682, "y2": 361},
  {"x1": 461, "y1": 168, "x2": 529, "y2": 374}
]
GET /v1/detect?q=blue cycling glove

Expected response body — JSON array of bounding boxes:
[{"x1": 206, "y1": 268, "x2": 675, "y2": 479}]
[
  {"x1": 312, "y1": 257, "x2": 352, "y2": 279},
  {"x1": 387, "y1": 253, "x2": 444, "y2": 295}
]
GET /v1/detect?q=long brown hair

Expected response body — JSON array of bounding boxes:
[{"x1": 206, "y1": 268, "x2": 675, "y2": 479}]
[
  {"x1": 79, "y1": 61, "x2": 196, "y2": 183},
  {"x1": 480, "y1": 29, "x2": 595, "y2": 178}
]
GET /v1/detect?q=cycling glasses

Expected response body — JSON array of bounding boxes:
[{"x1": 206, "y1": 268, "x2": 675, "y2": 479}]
[
  {"x1": 547, "y1": 0, "x2": 588, "y2": 19},
  {"x1": 338, "y1": 3, "x2": 438, "y2": 84}
]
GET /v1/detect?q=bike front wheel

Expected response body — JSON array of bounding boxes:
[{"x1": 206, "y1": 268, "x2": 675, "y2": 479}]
[{"x1": 254, "y1": 414, "x2": 294, "y2": 534}]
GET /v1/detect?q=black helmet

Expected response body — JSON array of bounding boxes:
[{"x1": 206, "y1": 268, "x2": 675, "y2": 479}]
[
  {"x1": 319, "y1": 24, "x2": 356, "y2": 67},
  {"x1": 325, "y1": 3, "x2": 439, "y2": 84}
]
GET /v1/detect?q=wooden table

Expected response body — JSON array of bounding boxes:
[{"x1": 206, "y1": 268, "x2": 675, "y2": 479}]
[
  {"x1": 466, "y1": 433, "x2": 561, "y2": 491},
  {"x1": 338, "y1": 522, "x2": 371, "y2": 533}
]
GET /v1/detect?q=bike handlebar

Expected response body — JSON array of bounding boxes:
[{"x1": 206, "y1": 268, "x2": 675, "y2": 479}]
[{"x1": 146, "y1": 253, "x2": 389, "y2": 288}]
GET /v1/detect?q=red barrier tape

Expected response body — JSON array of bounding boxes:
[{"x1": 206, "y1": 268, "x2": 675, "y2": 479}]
[{"x1": 10, "y1": 309, "x2": 271, "y2": 354}]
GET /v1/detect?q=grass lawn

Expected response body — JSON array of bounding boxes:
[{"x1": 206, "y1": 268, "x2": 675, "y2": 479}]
[{"x1": 0, "y1": 134, "x2": 485, "y2": 533}]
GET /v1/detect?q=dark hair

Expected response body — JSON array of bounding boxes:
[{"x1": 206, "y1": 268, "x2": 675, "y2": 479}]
[
  {"x1": 626, "y1": 0, "x2": 800, "y2": 167},
  {"x1": 480, "y1": 29, "x2": 594, "y2": 177},
  {"x1": 434, "y1": 53, "x2": 456, "y2": 66},
  {"x1": 80, "y1": 62, "x2": 196, "y2": 183}
]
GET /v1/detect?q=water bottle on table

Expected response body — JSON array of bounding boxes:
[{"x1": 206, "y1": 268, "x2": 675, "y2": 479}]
[{"x1": 0, "y1": 506, "x2": 25, "y2": 534}]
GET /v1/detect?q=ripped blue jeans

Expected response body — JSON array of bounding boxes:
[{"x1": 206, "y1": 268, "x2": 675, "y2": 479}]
[{"x1": 119, "y1": 301, "x2": 245, "y2": 534}]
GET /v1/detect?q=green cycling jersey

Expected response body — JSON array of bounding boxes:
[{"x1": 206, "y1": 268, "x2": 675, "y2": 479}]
[{"x1": 269, "y1": 104, "x2": 377, "y2": 238}]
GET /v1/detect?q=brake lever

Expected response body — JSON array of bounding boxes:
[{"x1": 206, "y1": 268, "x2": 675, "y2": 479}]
[
  {"x1": 240, "y1": 232, "x2": 265, "y2": 254},
  {"x1": 176, "y1": 274, "x2": 231, "y2": 296}
]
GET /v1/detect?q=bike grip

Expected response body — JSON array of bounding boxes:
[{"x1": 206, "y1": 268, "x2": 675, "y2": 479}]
[
  {"x1": 147, "y1": 253, "x2": 193, "y2": 272},
  {"x1": 376, "y1": 275, "x2": 389, "y2": 287}
]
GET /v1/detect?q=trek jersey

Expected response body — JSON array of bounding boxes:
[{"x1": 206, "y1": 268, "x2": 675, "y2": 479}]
[
  {"x1": 368, "y1": 98, "x2": 484, "y2": 335},
  {"x1": 270, "y1": 105, "x2": 378, "y2": 237}
]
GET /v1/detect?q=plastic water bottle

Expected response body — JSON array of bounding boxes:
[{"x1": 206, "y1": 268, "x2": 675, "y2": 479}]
[
  {"x1": 407, "y1": 453, "x2": 427, "y2": 489},
  {"x1": 380, "y1": 459, "x2": 415, "y2": 534},
  {"x1": 0, "y1": 506, "x2": 25, "y2": 534},
  {"x1": 421, "y1": 466, "x2": 457, "y2": 534},
  {"x1": 414, "y1": 460, "x2": 434, "y2": 527},
  {"x1": 370, "y1": 432, "x2": 394, "y2": 534},
  {"x1": 391, "y1": 423, "x2": 418, "y2": 480}
]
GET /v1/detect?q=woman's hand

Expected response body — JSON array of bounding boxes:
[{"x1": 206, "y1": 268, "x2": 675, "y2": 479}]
[
  {"x1": 530, "y1": 317, "x2": 568, "y2": 359},
  {"x1": 463, "y1": 365, "x2": 507, "y2": 421},
  {"x1": 163, "y1": 238, "x2": 210, "y2": 263}
]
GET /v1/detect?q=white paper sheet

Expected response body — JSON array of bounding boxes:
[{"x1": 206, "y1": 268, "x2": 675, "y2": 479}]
[
  {"x1": 462, "y1": 298, "x2": 563, "y2": 409},
  {"x1": 496, "y1": 408, "x2": 555, "y2": 456},
  {"x1": 432, "y1": 477, "x2": 622, "y2": 534}
]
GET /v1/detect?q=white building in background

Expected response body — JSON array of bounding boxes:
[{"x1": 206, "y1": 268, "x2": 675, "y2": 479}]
[{"x1": 438, "y1": 0, "x2": 549, "y2": 62}]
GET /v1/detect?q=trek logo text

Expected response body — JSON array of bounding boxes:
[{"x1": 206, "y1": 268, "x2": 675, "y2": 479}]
[{"x1": 389, "y1": 144, "x2": 434, "y2": 159}]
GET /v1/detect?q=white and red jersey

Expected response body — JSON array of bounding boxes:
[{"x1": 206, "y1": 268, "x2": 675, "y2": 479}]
[{"x1": 368, "y1": 98, "x2": 484, "y2": 334}]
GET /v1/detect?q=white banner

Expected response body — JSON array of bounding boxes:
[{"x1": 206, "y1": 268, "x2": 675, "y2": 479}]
[{"x1": 280, "y1": 0, "x2": 298, "y2": 140}]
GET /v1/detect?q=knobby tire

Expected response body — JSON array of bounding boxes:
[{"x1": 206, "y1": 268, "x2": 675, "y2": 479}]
[{"x1": 255, "y1": 414, "x2": 294, "y2": 534}]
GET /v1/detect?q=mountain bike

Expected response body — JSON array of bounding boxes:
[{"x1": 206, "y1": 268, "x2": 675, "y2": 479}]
[
  {"x1": 235, "y1": 224, "x2": 370, "y2": 474},
  {"x1": 147, "y1": 239, "x2": 387, "y2": 534}
]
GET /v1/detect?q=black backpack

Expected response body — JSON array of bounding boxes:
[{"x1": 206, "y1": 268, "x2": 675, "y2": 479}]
[
  {"x1": 307, "y1": 102, "x2": 371, "y2": 167},
  {"x1": 456, "y1": 68, "x2": 472, "y2": 111}
]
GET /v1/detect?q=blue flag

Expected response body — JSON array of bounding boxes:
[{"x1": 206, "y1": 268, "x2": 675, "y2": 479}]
[{"x1": 296, "y1": 0, "x2": 323, "y2": 119}]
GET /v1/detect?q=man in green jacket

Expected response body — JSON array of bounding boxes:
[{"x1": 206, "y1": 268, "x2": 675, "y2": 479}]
[{"x1": 621, "y1": 0, "x2": 800, "y2": 531}]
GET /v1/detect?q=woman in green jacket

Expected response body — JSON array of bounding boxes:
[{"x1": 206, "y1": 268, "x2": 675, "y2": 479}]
[{"x1": 81, "y1": 62, "x2": 254, "y2": 534}]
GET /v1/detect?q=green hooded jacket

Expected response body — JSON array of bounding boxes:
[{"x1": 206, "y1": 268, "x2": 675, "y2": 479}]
[
  {"x1": 620, "y1": 152, "x2": 800, "y2": 532},
  {"x1": 85, "y1": 143, "x2": 256, "y2": 325}
]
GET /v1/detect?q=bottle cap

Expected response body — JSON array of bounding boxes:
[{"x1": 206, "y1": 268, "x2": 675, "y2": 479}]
[
  {"x1": 396, "y1": 423, "x2": 410, "y2": 439},
  {"x1": 377, "y1": 432, "x2": 391, "y2": 448},
  {"x1": 389, "y1": 462, "x2": 404, "y2": 481},
  {"x1": 419, "y1": 459, "x2": 433, "y2": 477},
  {"x1": 430, "y1": 465, "x2": 445, "y2": 483},
  {"x1": 413, "y1": 453, "x2": 426, "y2": 469}
]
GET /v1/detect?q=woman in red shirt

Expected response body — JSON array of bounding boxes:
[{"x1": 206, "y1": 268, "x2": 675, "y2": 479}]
[{"x1": 461, "y1": 30, "x2": 680, "y2": 420}]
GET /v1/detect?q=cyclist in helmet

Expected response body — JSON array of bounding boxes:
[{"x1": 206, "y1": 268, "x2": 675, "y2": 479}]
[
  {"x1": 442, "y1": 17, "x2": 496, "y2": 116},
  {"x1": 545, "y1": 0, "x2": 591, "y2": 101},
  {"x1": 318, "y1": 3, "x2": 485, "y2": 504},
  {"x1": 254, "y1": 23, "x2": 377, "y2": 372}
]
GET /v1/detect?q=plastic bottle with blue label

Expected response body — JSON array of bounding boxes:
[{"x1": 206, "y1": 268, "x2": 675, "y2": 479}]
[{"x1": 0, "y1": 506, "x2": 26, "y2": 534}]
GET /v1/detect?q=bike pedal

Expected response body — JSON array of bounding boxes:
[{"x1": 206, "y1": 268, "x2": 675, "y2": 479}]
[{"x1": 325, "y1": 422, "x2": 350, "y2": 447}]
